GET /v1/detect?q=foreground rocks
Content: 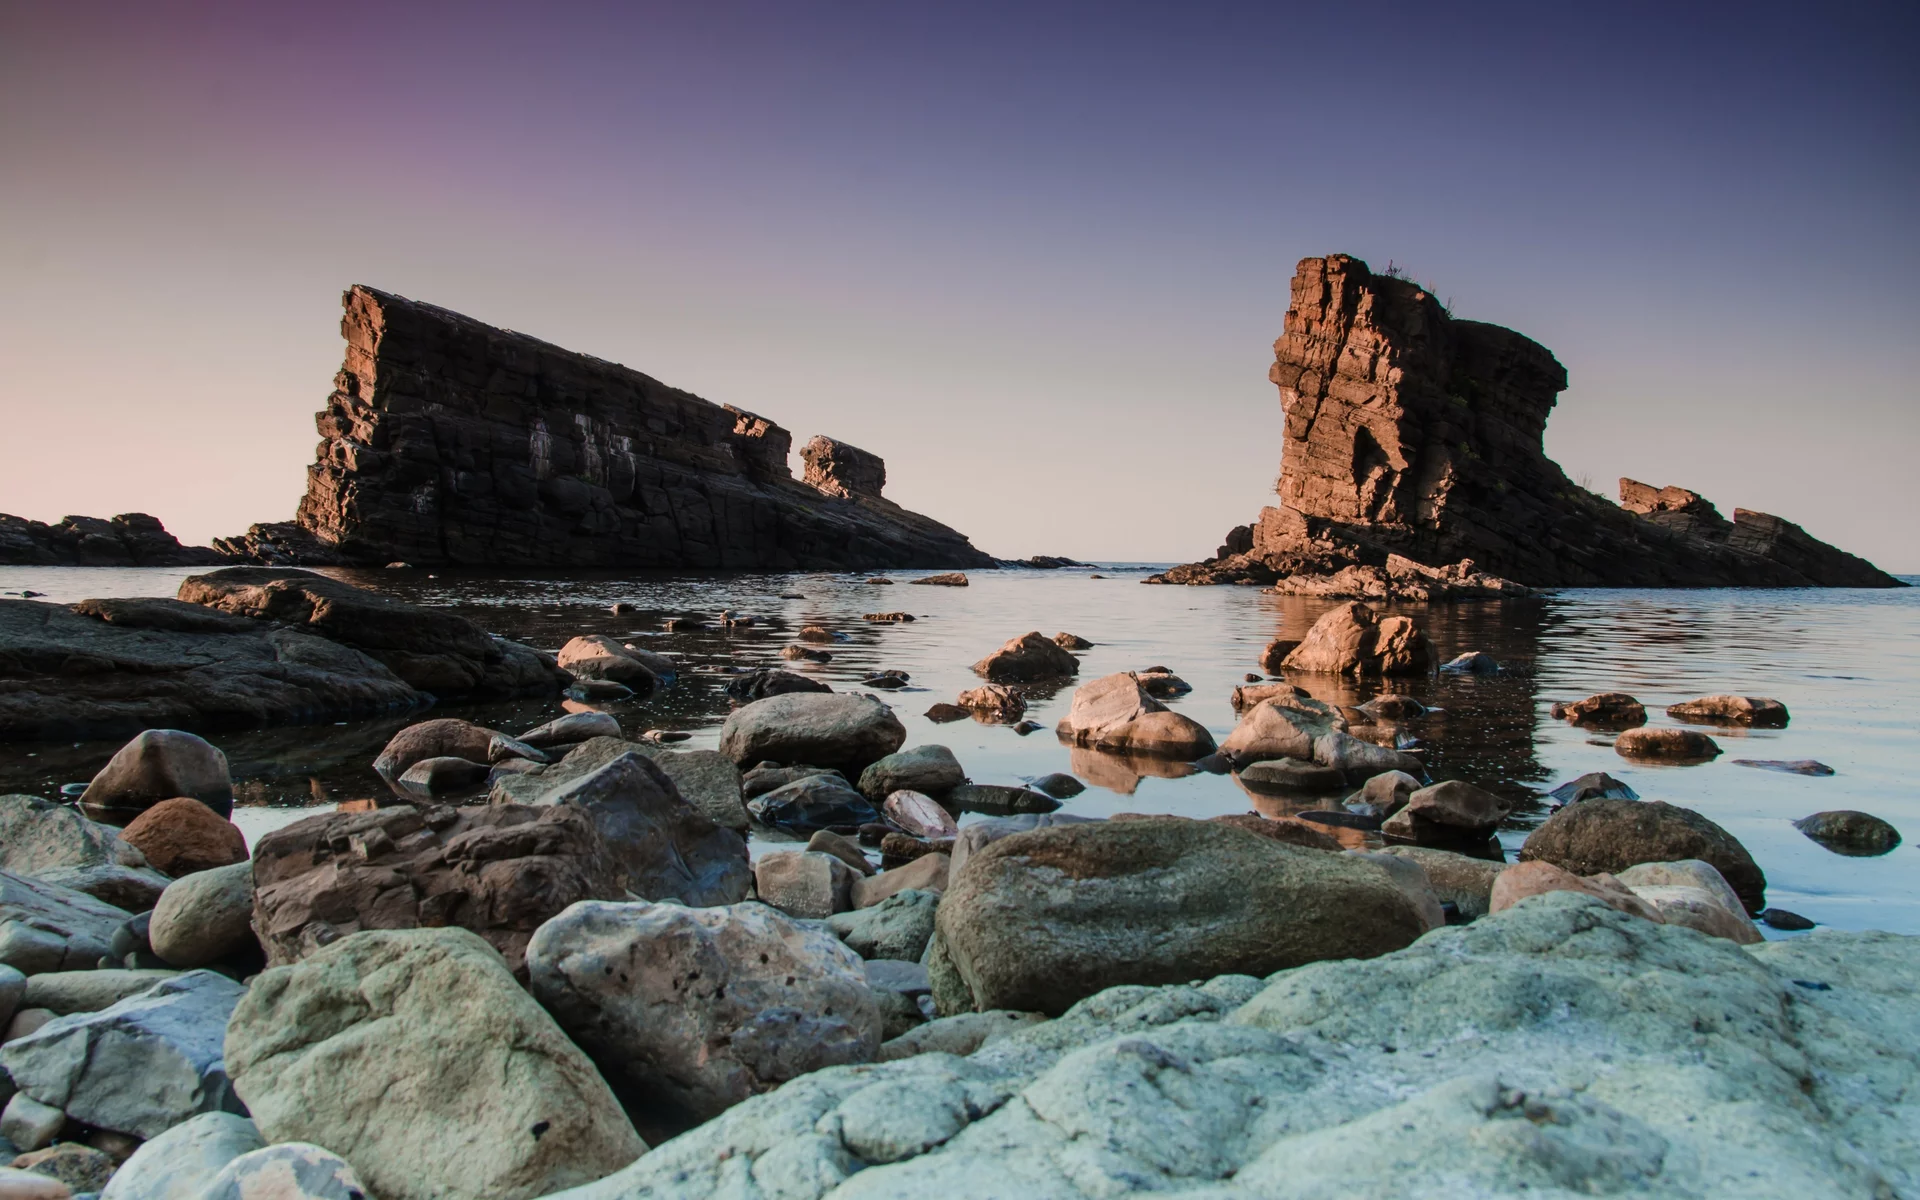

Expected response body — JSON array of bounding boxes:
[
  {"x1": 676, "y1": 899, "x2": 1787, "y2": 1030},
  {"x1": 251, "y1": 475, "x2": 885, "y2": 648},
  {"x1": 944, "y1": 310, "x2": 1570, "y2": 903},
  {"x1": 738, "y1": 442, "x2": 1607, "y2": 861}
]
[
  {"x1": 227, "y1": 926, "x2": 644, "y2": 1200},
  {"x1": 559, "y1": 892, "x2": 1919, "y2": 1199},
  {"x1": 1520, "y1": 798, "x2": 1765, "y2": 913}
]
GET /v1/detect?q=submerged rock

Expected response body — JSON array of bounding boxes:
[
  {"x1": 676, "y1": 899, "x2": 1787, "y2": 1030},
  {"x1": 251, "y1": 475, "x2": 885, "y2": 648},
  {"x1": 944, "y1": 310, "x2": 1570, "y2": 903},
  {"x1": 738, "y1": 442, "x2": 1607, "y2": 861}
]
[
  {"x1": 1440, "y1": 650, "x2": 1500, "y2": 673},
  {"x1": 1614, "y1": 726, "x2": 1722, "y2": 762},
  {"x1": 954, "y1": 684, "x2": 1025, "y2": 721},
  {"x1": 1552, "y1": 691, "x2": 1646, "y2": 728},
  {"x1": 724, "y1": 667, "x2": 832, "y2": 703},
  {"x1": 1666, "y1": 694, "x2": 1789, "y2": 727},
  {"x1": 1794, "y1": 810, "x2": 1902, "y2": 856},
  {"x1": 1734, "y1": 758, "x2": 1834, "y2": 776},
  {"x1": 1546, "y1": 770, "x2": 1639, "y2": 805}
]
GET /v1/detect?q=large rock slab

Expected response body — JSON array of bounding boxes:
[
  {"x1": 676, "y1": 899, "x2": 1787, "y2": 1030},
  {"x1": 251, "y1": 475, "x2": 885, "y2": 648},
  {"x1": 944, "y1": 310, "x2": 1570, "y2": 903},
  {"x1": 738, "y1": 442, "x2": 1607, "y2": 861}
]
[
  {"x1": 545, "y1": 893, "x2": 1919, "y2": 1200},
  {"x1": 1519, "y1": 798, "x2": 1765, "y2": 914},
  {"x1": 225, "y1": 926, "x2": 645, "y2": 1200},
  {"x1": 97, "y1": 1111, "x2": 263, "y2": 1200},
  {"x1": 77, "y1": 729, "x2": 233, "y2": 825},
  {"x1": 528, "y1": 900, "x2": 882, "y2": 1124},
  {"x1": 0, "y1": 970, "x2": 245, "y2": 1139},
  {"x1": 1054, "y1": 673, "x2": 1217, "y2": 759},
  {"x1": 718, "y1": 693, "x2": 906, "y2": 774},
  {"x1": 249, "y1": 804, "x2": 626, "y2": 977},
  {"x1": 0, "y1": 870, "x2": 131, "y2": 975},
  {"x1": 935, "y1": 818, "x2": 1427, "y2": 1014},
  {"x1": 0, "y1": 598, "x2": 423, "y2": 744}
]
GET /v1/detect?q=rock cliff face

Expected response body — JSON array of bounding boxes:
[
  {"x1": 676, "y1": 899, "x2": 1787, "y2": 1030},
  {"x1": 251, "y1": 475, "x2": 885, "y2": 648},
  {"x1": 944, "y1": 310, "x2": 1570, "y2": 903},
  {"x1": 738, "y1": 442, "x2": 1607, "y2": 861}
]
[
  {"x1": 1157, "y1": 255, "x2": 1902, "y2": 589},
  {"x1": 0, "y1": 513, "x2": 222, "y2": 567},
  {"x1": 279, "y1": 286, "x2": 991, "y2": 569}
]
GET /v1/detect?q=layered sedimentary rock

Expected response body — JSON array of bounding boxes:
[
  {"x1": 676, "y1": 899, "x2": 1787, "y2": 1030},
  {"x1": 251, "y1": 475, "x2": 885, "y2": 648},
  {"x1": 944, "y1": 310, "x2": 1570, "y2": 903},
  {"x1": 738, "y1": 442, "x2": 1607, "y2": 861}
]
[
  {"x1": 0, "y1": 513, "x2": 222, "y2": 567},
  {"x1": 273, "y1": 286, "x2": 991, "y2": 569},
  {"x1": 1156, "y1": 255, "x2": 1902, "y2": 589}
]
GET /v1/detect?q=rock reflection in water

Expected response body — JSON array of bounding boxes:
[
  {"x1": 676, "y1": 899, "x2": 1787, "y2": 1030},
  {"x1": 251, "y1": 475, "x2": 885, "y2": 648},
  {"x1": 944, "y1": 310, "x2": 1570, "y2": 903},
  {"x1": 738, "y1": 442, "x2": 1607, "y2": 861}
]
[{"x1": 1066, "y1": 745, "x2": 1197, "y2": 796}]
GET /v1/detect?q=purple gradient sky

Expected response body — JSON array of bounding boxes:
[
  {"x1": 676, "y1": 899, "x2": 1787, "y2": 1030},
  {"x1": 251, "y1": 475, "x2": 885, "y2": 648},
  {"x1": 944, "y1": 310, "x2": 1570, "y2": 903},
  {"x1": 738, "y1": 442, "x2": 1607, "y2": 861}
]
[{"x1": 3, "y1": 2, "x2": 1915, "y2": 566}]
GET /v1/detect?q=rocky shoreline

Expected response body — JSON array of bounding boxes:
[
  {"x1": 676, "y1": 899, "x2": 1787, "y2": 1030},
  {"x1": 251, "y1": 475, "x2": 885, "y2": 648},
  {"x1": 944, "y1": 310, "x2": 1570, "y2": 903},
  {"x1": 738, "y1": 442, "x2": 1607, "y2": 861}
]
[{"x1": 0, "y1": 584, "x2": 1911, "y2": 1198}]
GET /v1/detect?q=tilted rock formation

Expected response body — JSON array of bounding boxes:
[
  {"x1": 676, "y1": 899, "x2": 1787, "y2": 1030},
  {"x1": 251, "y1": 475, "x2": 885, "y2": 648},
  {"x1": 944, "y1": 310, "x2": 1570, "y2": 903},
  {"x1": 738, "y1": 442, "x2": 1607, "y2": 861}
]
[
  {"x1": 1155, "y1": 255, "x2": 1903, "y2": 589},
  {"x1": 270, "y1": 286, "x2": 991, "y2": 569},
  {"x1": 0, "y1": 513, "x2": 222, "y2": 567}
]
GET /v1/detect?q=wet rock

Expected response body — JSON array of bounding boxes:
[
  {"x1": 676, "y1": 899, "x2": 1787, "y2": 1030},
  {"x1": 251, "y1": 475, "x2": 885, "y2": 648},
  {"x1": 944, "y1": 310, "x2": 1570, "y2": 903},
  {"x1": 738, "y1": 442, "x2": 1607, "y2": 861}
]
[
  {"x1": 0, "y1": 872, "x2": 130, "y2": 975},
  {"x1": 226, "y1": 926, "x2": 644, "y2": 1200},
  {"x1": 1380, "y1": 779, "x2": 1512, "y2": 841},
  {"x1": 566, "y1": 678, "x2": 633, "y2": 702},
  {"x1": 853, "y1": 854, "x2": 950, "y2": 909},
  {"x1": 857, "y1": 746, "x2": 965, "y2": 800},
  {"x1": 1490, "y1": 861, "x2": 1666, "y2": 924},
  {"x1": 754, "y1": 851, "x2": 857, "y2": 918},
  {"x1": 1761, "y1": 908, "x2": 1816, "y2": 931},
  {"x1": 882, "y1": 791, "x2": 958, "y2": 841},
  {"x1": 922, "y1": 702, "x2": 969, "y2": 722},
  {"x1": 971, "y1": 632, "x2": 1080, "y2": 684},
  {"x1": 1616, "y1": 861, "x2": 1762, "y2": 943},
  {"x1": 1230, "y1": 680, "x2": 1308, "y2": 711},
  {"x1": 1614, "y1": 726, "x2": 1722, "y2": 762},
  {"x1": 397, "y1": 755, "x2": 491, "y2": 797},
  {"x1": 749, "y1": 774, "x2": 879, "y2": 837},
  {"x1": 1553, "y1": 692, "x2": 1646, "y2": 728},
  {"x1": 1358, "y1": 694, "x2": 1426, "y2": 719},
  {"x1": 725, "y1": 668, "x2": 832, "y2": 703},
  {"x1": 1029, "y1": 773, "x2": 1083, "y2": 799},
  {"x1": 862, "y1": 613, "x2": 913, "y2": 625},
  {"x1": 10, "y1": 1143, "x2": 114, "y2": 1192},
  {"x1": 860, "y1": 670, "x2": 911, "y2": 689},
  {"x1": 1052, "y1": 632, "x2": 1092, "y2": 650},
  {"x1": 1734, "y1": 758, "x2": 1834, "y2": 776},
  {"x1": 1237, "y1": 758, "x2": 1345, "y2": 792},
  {"x1": 77, "y1": 730, "x2": 232, "y2": 826},
  {"x1": 117, "y1": 798, "x2": 246, "y2": 879},
  {"x1": 556, "y1": 635, "x2": 662, "y2": 693},
  {"x1": 250, "y1": 804, "x2": 625, "y2": 977},
  {"x1": 1280, "y1": 602, "x2": 1435, "y2": 676},
  {"x1": 780, "y1": 644, "x2": 833, "y2": 663},
  {"x1": 0, "y1": 796, "x2": 152, "y2": 882},
  {"x1": 913, "y1": 573, "x2": 969, "y2": 587},
  {"x1": 954, "y1": 685, "x2": 1025, "y2": 721},
  {"x1": 1440, "y1": 650, "x2": 1501, "y2": 673},
  {"x1": 529, "y1": 900, "x2": 881, "y2": 1127},
  {"x1": 1547, "y1": 771, "x2": 1639, "y2": 806},
  {"x1": 936, "y1": 819, "x2": 1426, "y2": 1014},
  {"x1": 1378, "y1": 846, "x2": 1507, "y2": 920},
  {"x1": 1519, "y1": 798, "x2": 1765, "y2": 913},
  {"x1": 806, "y1": 830, "x2": 875, "y2": 877},
  {"x1": 1666, "y1": 694, "x2": 1789, "y2": 727},
  {"x1": 372, "y1": 718, "x2": 497, "y2": 787},
  {"x1": 0, "y1": 971, "x2": 244, "y2": 1139},
  {"x1": 719, "y1": 693, "x2": 906, "y2": 774},
  {"x1": 148, "y1": 861, "x2": 256, "y2": 970},
  {"x1": 827, "y1": 889, "x2": 939, "y2": 962},
  {"x1": 1793, "y1": 810, "x2": 1902, "y2": 856},
  {"x1": 1054, "y1": 673, "x2": 1216, "y2": 760},
  {"x1": 1258, "y1": 638, "x2": 1301, "y2": 673},
  {"x1": 1347, "y1": 769, "x2": 1421, "y2": 818},
  {"x1": 96, "y1": 1111, "x2": 263, "y2": 1200},
  {"x1": 1133, "y1": 669, "x2": 1192, "y2": 697},
  {"x1": 517, "y1": 711, "x2": 622, "y2": 748},
  {"x1": 512, "y1": 752, "x2": 751, "y2": 906},
  {"x1": 947, "y1": 784, "x2": 1058, "y2": 817}
]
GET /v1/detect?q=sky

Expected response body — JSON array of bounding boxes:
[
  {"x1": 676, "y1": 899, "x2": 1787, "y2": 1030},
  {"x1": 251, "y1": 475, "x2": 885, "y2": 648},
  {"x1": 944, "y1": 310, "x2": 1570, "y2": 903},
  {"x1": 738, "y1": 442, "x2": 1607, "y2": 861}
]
[{"x1": 1, "y1": 1, "x2": 1915, "y2": 567}]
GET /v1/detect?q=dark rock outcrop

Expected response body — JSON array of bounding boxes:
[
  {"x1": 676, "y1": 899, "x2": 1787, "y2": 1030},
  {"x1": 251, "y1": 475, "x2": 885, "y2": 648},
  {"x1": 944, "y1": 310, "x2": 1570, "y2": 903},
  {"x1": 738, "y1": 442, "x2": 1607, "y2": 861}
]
[
  {"x1": 1154, "y1": 255, "x2": 1903, "y2": 589},
  {"x1": 262, "y1": 285, "x2": 991, "y2": 569},
  {"x1": 0, "y1": 513, "x2": 222, "y2": 567}
]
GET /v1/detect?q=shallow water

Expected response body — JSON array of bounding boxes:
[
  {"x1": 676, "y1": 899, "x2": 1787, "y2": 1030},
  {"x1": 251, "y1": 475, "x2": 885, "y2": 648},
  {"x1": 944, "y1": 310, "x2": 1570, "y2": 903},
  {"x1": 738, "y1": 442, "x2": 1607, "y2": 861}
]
[{"x1": 3, "y1": 564, "x2": 1916, "y2": 935}]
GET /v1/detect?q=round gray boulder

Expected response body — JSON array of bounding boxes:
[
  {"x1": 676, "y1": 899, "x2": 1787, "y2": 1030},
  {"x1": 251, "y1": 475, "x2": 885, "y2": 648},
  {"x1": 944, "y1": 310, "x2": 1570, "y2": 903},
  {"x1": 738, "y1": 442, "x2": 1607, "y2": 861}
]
[{"x1": 718, "y1": 693, "x2": 906, "y2": 774}]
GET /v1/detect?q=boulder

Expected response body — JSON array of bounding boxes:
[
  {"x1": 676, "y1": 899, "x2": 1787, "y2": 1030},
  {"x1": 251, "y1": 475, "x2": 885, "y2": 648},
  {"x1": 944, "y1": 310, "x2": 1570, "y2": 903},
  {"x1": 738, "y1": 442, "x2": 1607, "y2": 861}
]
[
  {"x1": 1053, "y1": 673, "x2": 1217, "y2": 760},
  {"x1": 1666, "y1": 694, "x2": 1790, "y2": 727},
  {"x1": 753, "y1": 851, "x2": 856, "y2": 919},
  {"x1": 1378, "y1": 846, "x2": 1507, "y2": 920},
  {"x1": 827, "y1": 889, "x2": 939, "y2": 961},
  {"x1": 0, "y1": 1093, "x2": 65, "y2": 1154},
  {"x1": 1200, "y1": 813, "x2": 1342, "y2": 852},
  {"x1": 955, "y1": 685, "x2": 1025, "y2": 721},
  {"x1": 1614, "y1": 727, "x2": 1722, "y2": 761},
  {"x1": 1347, "y1": 769, "x2": 1421, "y2": 817},
  {"x1": 1258, "y1": 638, "x2": 1301, "y2": 673},
  {"x1": 0, "y1": 795, "x2": 152, "y2": 879},
  {"x1": 527, "y1": 900, "x2": 882, "y2": 1124},
  {"x1": 516, "y1": 711, "x2": 622, "y2": 748},
  {"x1": 718, "y1": 693, "x2": 906, "y2": 774},
  {"x1": 1029, "y1": 772, "x2": 1084, "y2": 798},
  {"x1": 1381, "y1": 779, "x2": 1512, "y2": 841},
  {"x1": 77, "y1": 730, "x2": 232, "y2": 826},
  {"x1": 739, "y1": 762, "x2": 843, "y2": 800},
  {"x1": 397, "y1": 755, "x2": 490, "y2": 796},
  {"x1": 96, "y1": 1111, "x2": 263, "y2": 1200},
  {"x1": 1617, "y1": 861, "x2": 1763, "y2": 944},
  {"x1": 0, "y1": 970, "x2": 245, "y2": 1138},
  {"x1": 857, "y1": 746, "x2": 966, "y2": 800},
  {"x1": 0, "y1": 963, "x2": 20, "y2": 1029},
  {"x1": 20, "y1": 969, "x2": 177, "y2": 1015},
  {"x1": 1359, "y1": 693, "x2": 1426, "y2": 719},
  {"x1": 250, "y1": 804, "x2": 626, "y2": 977},
  {"x1": 882, "y1": 791, "x2": 958, "y2": 841},
  {"x1": 1793, "y1": 810, "x2": 1902, "y2": 856},
  {"x1": 1237, "y1": 758, "x2": 1345, "y2": 791},
  {"x1": 511, "y1": 752, "x2": 751, "y2": 906},
  {"x1": 225, "y1": 927, "x2": 643, "y2": 1200},
  {"x1": 779, "y1": 645, "x2": 831, "y2": 663},
  {"x1": 193, "y1": 1143, "x2": 371, "y2": 1200},
  {"x1": 1440, "y1": 650, "x2": 1500, "y2": 673},
  {"x1": 1052, "y1": 632, "x2": 1093, "y2": 650},
  {"x1": 935, "y1": 819, "x2": 1427, "y2": 1014},
  {"x1": 1279, "y1": 602, "x2": 1435, "y2": 676},
  {"x1": 148, "y1": 861, "x2": 256, "y2": 969},
  {"x1": 971, "y1": 632, "x2": 1080, "y2": 683},
  {"x1": 1231, "y1": 681, "x2": 1306, "y2": 711},
  {"x1": 25, "y1": 863, "x2": 170, "y2": 915},
  {"x1": 913, "y1": 573, "x2": 969, "y2": 586},
  {"x1": 748, "y1": 775, "x2": 880, "y2": 837},
  {"x1": 1133, "y1": 669, "x2": 1192, "y2": 697},
  {"x1": 117, "y1": 798, "x2": 247, "y2": 879},
  {"x1": 1547, "y1": 771, "x2": 1639, "y2": 805},
  {"x1": 1220, "y1": 699, "x2": 1422, "y2": 780},
  {"x1": 556, "y1": 636, "x2": 660, "y2": 692},
  {"x1": 876, "y1": 1009, "x2": 1050, "y2": 1062},
  {"x1": 946, "y1": 784, "x2": 1058, "y2": 816},
  {"x1": 371, "y1": 718, "x2": 497, "y2": 787},
  {"x1": 852, "y1": 854, "x2": 950, "y2": 909},
  {"x1": 1344, "y1": 850, "x2": 1446, "y2": 931},
  {"x1": 8, "y1": 1143, "x2": 114, "y2": 1192},
  {"x1": 724, "y1": 668, "x2": 831, "y2": 703},
  {"x1": 488, "y1": 734, "x2": 552, "y2": 765},
  {"x1": 1520, "y1": 799, "x2": 1765, "y2": 913},
  {"x1": 805, "y1": 830, "x2": 874, "y2": 876},
  {"x1": 0, "y1": 871, "x2": 131, "y2": 975},
  {"x1": 1553, "y1": 692, "x2": 1646, "y2": 727},
  {"x1": 1489, "y1": 861, "x2": 1666, "y2": 924},
  {"x1": 1735, "y1": 758, "x2": 1834, "y2": 776},
  {"x1": 648, "y1": 749, "x2": 751, "y2": 832}
]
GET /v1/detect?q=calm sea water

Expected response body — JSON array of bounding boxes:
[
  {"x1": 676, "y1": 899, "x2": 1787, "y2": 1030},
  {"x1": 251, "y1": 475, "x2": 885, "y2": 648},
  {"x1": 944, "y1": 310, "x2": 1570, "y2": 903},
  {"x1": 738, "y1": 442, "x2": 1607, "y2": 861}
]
[{"x1": 3, "y1": 564, "x2": 1915, "y2": 935}]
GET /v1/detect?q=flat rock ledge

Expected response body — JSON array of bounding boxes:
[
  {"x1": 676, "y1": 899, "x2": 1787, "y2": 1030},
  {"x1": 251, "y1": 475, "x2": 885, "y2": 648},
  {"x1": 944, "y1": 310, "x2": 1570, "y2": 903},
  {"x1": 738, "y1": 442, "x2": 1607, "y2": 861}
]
[{"x1": 542, "y1": 892, "x2": 1916, "y2": 1200}]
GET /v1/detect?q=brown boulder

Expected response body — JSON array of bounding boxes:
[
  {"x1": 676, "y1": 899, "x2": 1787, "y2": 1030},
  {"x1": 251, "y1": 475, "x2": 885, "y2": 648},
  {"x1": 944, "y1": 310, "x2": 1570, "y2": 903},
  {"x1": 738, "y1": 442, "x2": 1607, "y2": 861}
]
[
  {"x1": 77, "y1": 729, "x2": 233, "y2": 826},
  {"x1": 1552, "y1": 692, "x2": 1646, "y2": 728},
  {"x1": 1614, "y1": 727, "x2": 1721, "y2": 762},
  {"x1": 972, "y1": 632, "x2": 1080, "y2": 683},
  {"x1": 1053, "y1": 673, "x2": 1216, "y2": 760},
  {"x1": 1280, "y1": 602, "x2": 1435, "y2": 676},
  {"x1": 1381, "y1": 779, "x2": 1512, "y2": 840},
  {"x1": 1052, "y1": 632, "x2": 1092, "y2": 650},
  {"x1": 1257, "y1": 639, "x2": 1300, "y2": 673},
  {"x1": 372, "y1": 718, "x2": 498, "y2": 787},
  {"x1": 1666, "y1": 695, "x2": 1789, "y2": 727},
  {"x1": 119, "y1": 797, "x2": 248, "y2": 877},
  {"x1": 1231, "y1": 681, "x2": 1308, "y2": 711},
  {"x1": 1519, "y1": 799, "x2": 1764, "y2": 914},
  {"x1": 956, "y1": 684, "x2": 1026, "y2": 721}
]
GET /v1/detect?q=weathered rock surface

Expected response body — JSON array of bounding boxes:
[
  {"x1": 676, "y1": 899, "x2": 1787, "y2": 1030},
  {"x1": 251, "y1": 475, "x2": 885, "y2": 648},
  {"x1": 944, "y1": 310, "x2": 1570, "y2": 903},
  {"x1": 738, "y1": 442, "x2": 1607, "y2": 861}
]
[
  {"x1": 272, "y1": 285, "x2": 990, "y2": 569},
  {"x1": 1520, "y1": 798, "x2": 1765, "y2": 913},
  {"x1": 856, "y1": 746, "x2": 965, "y2": 800},
  {"x1": 148, "y1": 861, "x2": 257, "y2": 969},
  {"x1": 754, "y1": 851, "x2": 857, "y2": 918},
  {"x1": 119, "y1": 798, "x2": 247, "y2": 878},
  {"x1": 826, "y1": 889, "x2": 939, "y2": 962},
  {"x1": 1054, "y1": 672, "x2": 1217, "y2": 760},
  {"x1": 724, "y1": 667, "x2": 831, "y2": 703},
  {"x1": 748, "y1": 775, "x2": 879, "y2": 837},
  {"x1": 1490, "y1": 861, "x2": 1667, "y2": 924},
  {"x1": 1615, "y1": 860, "x2": 1763, "y2": 943},
  {"x1": 0, "y1": 871, "x2": 131, "y2": 975},
  {"x1": 1280, "y1": 602, "x2": 1435, "y2": 676},
  {"x1": 225, "y1": 926, "x2": 644, "y2": 1200},
  {"x1": 528, "y1": 900, "x2": 882, "y2": 1125},
  {"x1": 881, "y1": 791, "x2": 958, "y2": 840},
  {"x1": 1666, "y1": 693, "x2": 1790, "y2": 727},
  {"x1": 1220, "y1": 697, "x2": 1423, "y2": 780},
  {"x1": 0, "y1": 971, "x2": 245, "y2": 1139},
  {"x1": 179, "y1": 567, "x2": 564, "y2": 698},
  {"x1": 8, "y1": 1143, "x2": 114, "y2": 1192},
  {"x1": 953, "y1": 684, "x2": 1024, "y2": 721},
  {"x1": 0, "y1": 796, "x2": 152, "y2": 879},
  {"x1": 0, "y1": 513, "x2": 221, "y2": 567},
  {"x1": 1380, "y1": 778, "x2": 1512, "y2": 841},
  {"x1": 971, "y1": 632, "x2": 1080, "y2": 683},
  {"x1": 934, "y1": 819, "x2": 1426, "y2": 1014},
  {"x1": 719, "y1": 693, "x2": 906, "y2": 774},
  {"x1": 250, "y1": 803, "x2": 626, "y2": 976},
  {"x1": 194, "y1": 1143, "x2": 371, "y2": 1200},
  {"x1": 1553, "y1": 691, "x2": 1646, "y2": 727},
  {"x1": 20, "y1": 968, "x2": 177, "y2": 1014},
  {"x1": 372, "y1": 717, "x2": 497, "y2": 787},
  {"x1": 1378, "y1": 845, "x2": 1506, "y2": 919},
  {"x1": 97, "y1": 1112, "x2": 264, "y2": 1200},
  {"x1": 556, "y1": 636, "x2": 662, "y2": 693},
  {"x1": 0, "y1": 598, "x2": 422, "y2": 743},
  {"x1": 1269, "y1": 554, "x2": 1531, "y2": 600},
  {"x1": 1150, "y1": 254, "x2": 1904, "y2": 589}
]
